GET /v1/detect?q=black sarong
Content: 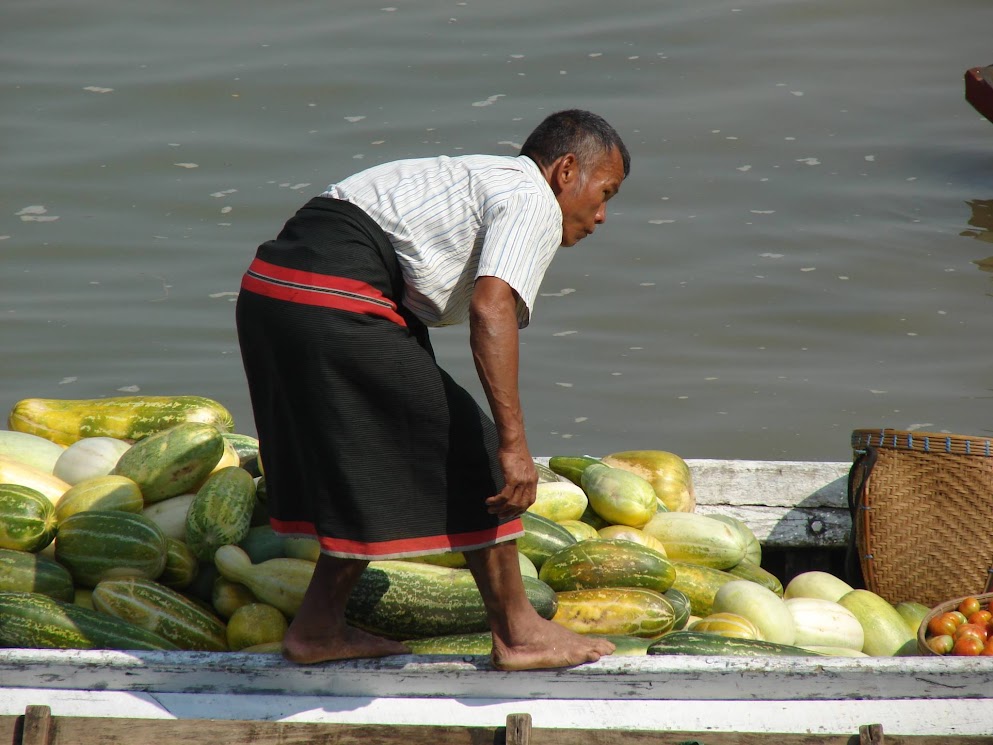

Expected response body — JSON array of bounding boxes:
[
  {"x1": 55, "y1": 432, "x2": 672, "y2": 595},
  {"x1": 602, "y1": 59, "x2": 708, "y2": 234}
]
[{"x1": 235, "y1": 197, "x2": 523, "y2": 559}]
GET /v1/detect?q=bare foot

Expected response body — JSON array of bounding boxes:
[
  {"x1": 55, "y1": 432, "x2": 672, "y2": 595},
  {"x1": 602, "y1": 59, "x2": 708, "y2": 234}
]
[
  {"x1": 490, "y1": 616, "x2": 615, "y2": 671},
  {"x1": 282, "y1": 623, "x2": 410, "y2": 664}
]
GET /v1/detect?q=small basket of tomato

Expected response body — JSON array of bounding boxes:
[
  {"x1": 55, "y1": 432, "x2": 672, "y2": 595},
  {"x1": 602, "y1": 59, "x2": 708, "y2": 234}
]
[{"x1": 918, "y1": 592, "x2": 993, "y2": 656}]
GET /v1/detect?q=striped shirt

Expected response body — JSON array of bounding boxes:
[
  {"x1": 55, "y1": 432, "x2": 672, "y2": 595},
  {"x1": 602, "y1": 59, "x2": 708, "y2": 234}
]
[{"x1": 321, "y1": 154, "x2": 562, "y2": 328}]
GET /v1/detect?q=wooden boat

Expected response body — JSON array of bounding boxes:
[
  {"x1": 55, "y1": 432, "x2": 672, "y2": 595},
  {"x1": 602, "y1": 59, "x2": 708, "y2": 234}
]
[
  {"x1": 3, "y1": 459, "x2": 993, "y2": 740},
  {"x1": 966, "y1": 65, "x2": 993, "y2": 124}
]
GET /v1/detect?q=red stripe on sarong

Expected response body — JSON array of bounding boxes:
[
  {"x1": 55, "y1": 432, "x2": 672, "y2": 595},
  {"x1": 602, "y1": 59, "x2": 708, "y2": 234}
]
[
  {"x1": 241, "y1": 257, "x2": 406, "y2": 327},
  {"x1": 270, "y1": 517, "x2": 525, "y2": 559}
]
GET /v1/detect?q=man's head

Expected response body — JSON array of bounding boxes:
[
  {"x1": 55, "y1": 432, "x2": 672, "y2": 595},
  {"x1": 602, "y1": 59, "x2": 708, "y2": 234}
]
[{"x1": 521, "y1": 110, "x2": 630, "y2": 247}]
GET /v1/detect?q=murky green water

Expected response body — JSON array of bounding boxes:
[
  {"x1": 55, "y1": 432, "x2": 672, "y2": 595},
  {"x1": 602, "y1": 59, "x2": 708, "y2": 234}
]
[{"x1": 3, "y1": 0, "x2": 992, "y2": 461}]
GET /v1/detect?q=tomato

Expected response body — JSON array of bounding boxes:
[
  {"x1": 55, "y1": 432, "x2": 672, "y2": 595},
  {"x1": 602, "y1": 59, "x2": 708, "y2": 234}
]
[
  {"x1": 927, "y1": 634, "x2": 954, "y2": 655},
  {"x1": 952, "y1": 635, "x2": 985, "y2": 656},
  {"x1": 928, "y1": 612, "x2": 962, "y2": 638},
  {"x1": 967, "y1": 610, "x2": 992, "y2": 627},
  {"x1": 982, "y1": 639, "x2": 993, "y2": 657},
  {"x1": 958, "y1": 597, "x2": 982, "y2": 617},
  {"x1": 954, "y1": 623, "x2": 988, "y2": 643},
  {"x1": 950, "y1": 610, "x2": 969, "y2": 626}
]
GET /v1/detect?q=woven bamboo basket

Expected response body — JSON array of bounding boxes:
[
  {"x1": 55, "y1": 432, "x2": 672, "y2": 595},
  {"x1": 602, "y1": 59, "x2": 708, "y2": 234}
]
[
  {"x1": 849, "y1": 428, "x2": 993, "y2": 607},
  {"x1": 917, "y1": 591, "x2": 993, "y2": 655}
]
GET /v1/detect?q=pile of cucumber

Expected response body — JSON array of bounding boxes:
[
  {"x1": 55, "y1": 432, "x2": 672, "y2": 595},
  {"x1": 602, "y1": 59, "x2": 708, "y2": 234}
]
[{"x1": 0, "y1": 395, "x2": 926, "y2": 658}]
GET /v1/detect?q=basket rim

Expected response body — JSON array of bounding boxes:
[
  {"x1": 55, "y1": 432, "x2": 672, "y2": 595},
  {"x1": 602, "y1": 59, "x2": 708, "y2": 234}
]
[
  {"x1": 852, "y1": 428, "x2": 993, "y2": 457},
  {"x1": 916, "y1": 591, "x2": 993, "y2": 655}
]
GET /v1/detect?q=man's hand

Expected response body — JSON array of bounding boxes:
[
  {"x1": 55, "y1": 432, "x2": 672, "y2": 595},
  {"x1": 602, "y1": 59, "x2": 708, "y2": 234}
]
[
  {"x1": 469, "y1": 275, "x2": 536, "y2": 519},
  {"x1": 486, "y1": 445, "x2": 538, "y2": 518}
]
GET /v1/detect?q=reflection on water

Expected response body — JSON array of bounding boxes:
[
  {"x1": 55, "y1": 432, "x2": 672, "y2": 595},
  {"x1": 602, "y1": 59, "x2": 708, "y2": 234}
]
[{"x1": 962, "y1": 200, "x2": 993, "y2": 287}]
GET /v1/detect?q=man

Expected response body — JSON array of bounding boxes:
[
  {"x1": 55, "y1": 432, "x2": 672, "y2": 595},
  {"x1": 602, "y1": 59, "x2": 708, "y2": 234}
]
[{"x1": 237, "y1": 109, "x2": 630, "y2": 671}]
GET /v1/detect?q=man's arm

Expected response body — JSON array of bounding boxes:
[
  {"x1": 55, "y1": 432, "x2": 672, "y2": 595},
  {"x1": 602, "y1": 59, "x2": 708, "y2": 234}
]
[{"x1": 469, "y1": 275, "x2": 537, "y2": 518}]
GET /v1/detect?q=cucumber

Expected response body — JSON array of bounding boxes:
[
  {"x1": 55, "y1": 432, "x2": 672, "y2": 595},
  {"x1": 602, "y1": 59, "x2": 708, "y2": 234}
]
[
  {"x1": 92, "y1": 576, "x2": 228, "y2": 651},
  {"x1": 158, "y1": 537, "x2": 199, "y2": 590},
  {"x1": 642, "y1": 512, "x2": 746, "y2": 570},
  {"x1": 785, "y1": 597, "x2": 864, "y2": 651},
  {"x1": 689, "y1": 612, "x2": 763, "y2": 640},
  {"x1": 837, "y1": 589, "x2": 917, "y2": 657},
  {"x1": 406, "y1": 631, "x2": 493, "y2": 655},
  {"x1": 0, "y1": 430, "x2": 66, "y2": 473},
  {"x1": 53, "y1": 437, "x2": 132, "y2": 485},
  {"x1": 601, "y1": 450, "x2": 695, "y2": 513},
  {"x1": 552, "y1": 587, "x2": 675, "y2": 638},
  {"x1": 517, "y1": 510, "x2": 576, "y2": 569},
  {"x1": 53, "y1": 475, "x2": 144, "y2": 524},
  {"x1": 664, "y1": 587, "x2": 692, "y2": 630},
  {"x1": 238, "y1": 524, "x2": 289, "y2": 564},
  {"x1": 712, "y1": 580, "x2": 795, "y2": 645},
  {"x1": 534, "y1": 461, "x2": 566, "y2": 483},
  {"x1": 547, "y1": 455, "x2": 603, "y2": 486},
  {"x1": 783, "y1": 570, "x2": 854, "y2": 603},
  {"x1": 345, "y1": 561, "x2": 559, "y2": 640},
  {"x1": 597, "y1": 524, "x2": 668, "y2": 555},
  {"x1": 55, "y1": 510, "x2": 168, "y2": 588},
  {"x1": 669, "y1": 561, "x2": 741, "y2": 617},
  {"x1": 0, "y1": 483, "x2": 58, "y2": 552},
  {"x1": 0, "y1": 546, "x2": 74, "y2": 601},
  {"x1": 141, "y1": 492, "x2": 196, "y2": 541},
  {"x1": 0, "y1": 455, "x2": 71, "y2": 505},
  {"x1": 113, "y1": 422, "x2": 226, "y2": 504},
  {"x1": 708, "y1": 514, "x2": 762, "y2": 565},
  {"x1": 8, "y1": 395, "x2": 235, "y2": 446},
  {"x1": 538, "y1": 539, "x2": 675, "y2": 594},
  {"x1": 726, "y1": 559, "x2": 784, "y2": 597},
  {"x1": 220, "y1": 432, "x2": 261, "y2": 476},
  {"x1": 528, "y1": 481, "x2": 588, "y2": 523},
  {"x1": 185, "y1": 466, "x2": 257, "y2": 561},
  {"x1": 226, "y1": 602, "x2": 288, "y2": 651},
  {"x1": 648, "y1": 630, "x2": 823, "y2": 657},
  {"x1": 0, "y1": 591, "x2": 179, "y2": 650},
  {"x1": 581, "y1": 463, "x2": 658, "y2": 529},
  {"x1": 556, "y1": 519, "x2": 600, "y2": 542}
]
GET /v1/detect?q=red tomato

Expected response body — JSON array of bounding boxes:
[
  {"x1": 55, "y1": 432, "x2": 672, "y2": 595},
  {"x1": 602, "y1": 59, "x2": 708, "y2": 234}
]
[
  {"x1": 967, "y1": 610, "x2": 992, "y2": 627},
  {"x1": 952, "y1": 635, "x2": 985, "y2": 656},
  {"x1": 927, "y1": 634, "x2": 954, "y2": 655},
  {"x1": 950, "y1": 610, "x2": 969, "y2": 626},
  {"x1": 954, "y1": 623, "x2": 988, "y2": 643},
  {"x1": 958, "y1": 597, "x2": 982, "y2": 617},
  {"x1": 982, "y1": 639, "x2": 993, "y2": 657},
  {"x1": 928, "y1": 612, "x2": 961, "y2": 637}
]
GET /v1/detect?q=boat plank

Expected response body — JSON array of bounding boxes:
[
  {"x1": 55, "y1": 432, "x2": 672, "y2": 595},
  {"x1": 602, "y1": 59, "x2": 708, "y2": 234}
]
[{"x1": 3, "y1": 708, "x2": 992, "y2": 745}]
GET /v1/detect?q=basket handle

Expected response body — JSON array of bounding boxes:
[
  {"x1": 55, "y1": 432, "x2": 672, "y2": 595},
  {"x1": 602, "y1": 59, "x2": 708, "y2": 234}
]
[{"x1": 844, "y1": 446, "x2": 878, "y2": 589}]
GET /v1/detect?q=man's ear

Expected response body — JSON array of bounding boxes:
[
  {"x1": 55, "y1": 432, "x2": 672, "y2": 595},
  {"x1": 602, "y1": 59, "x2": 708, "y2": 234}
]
[{"x1": 549, "y1": 153, "x2": 578, "y2": 193}]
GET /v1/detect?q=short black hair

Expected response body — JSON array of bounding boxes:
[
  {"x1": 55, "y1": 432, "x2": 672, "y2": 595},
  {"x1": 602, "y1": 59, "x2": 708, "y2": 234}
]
[{"x1": 520, "y1": 109, "x2": 630, "y2": 178}]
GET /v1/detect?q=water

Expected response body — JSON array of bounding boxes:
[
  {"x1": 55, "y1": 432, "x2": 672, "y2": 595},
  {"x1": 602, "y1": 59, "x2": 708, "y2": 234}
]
[{"x1": 4, "y1": 0, "x2": 992, "y2": 463}]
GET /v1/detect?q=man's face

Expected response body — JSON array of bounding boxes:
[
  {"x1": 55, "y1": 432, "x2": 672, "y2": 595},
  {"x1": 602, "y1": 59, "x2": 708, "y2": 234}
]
[{"x1": 556, "y1": 147, "x2": 625, "y2": 247}]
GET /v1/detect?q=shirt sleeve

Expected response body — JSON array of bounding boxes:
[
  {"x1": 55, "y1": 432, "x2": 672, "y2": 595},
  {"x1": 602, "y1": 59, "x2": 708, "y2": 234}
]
[{"x1": 476, "y1": 190, "x2": 562, "y2": 328}]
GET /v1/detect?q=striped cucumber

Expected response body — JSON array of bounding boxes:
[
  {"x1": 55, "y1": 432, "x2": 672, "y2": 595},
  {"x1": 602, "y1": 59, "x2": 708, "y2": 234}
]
[
  {"x1": 517, "y1": 511, "x2": 576, "y2": 569},
  {"x1": 220, "y1": 432, "x2": 261, "y2": 476},
  {"x1": 8, "y1": 395, "x2": 235, "y2": 446},
  {"x1": 113, "y1": 422, "x2": 225, "y2": 504},
  {"x1": 346, "y1": 561, "x2": 559, "y2": 640},
  {"x1": 708, "y1": 513, "x2": 762, "y2": 565},
  {"x1": 664, "y1": 587, "x2": 692, "y2": 630},
  {"x1": 53, "y1": 475, "x2": 144, "y2": 524},
  {"x1": 669, "y1": 561, "x2": 741, "y2": 617},
  {"x1": 648, "y1": 630, "x2": 823, "y2": 657},
  {"x1": 54, "y1": 510, "x2": 167, "y2": 588},
  {"x1": 0, "y1": 483, "x2": 58, "y2": 552},
  {"x1": 0, "y1": 547, "x2": 74, "y2": 601},
  {"x1": 601, "y1": 450, "x2": 695, "y2": 513},
  {"x1": 538, "y1": 538, "x2": 675, "y2": 594},
  {"x1": 158, "y1": 537, "x2": 199, "y2": 590},
  {"x1": 689, "y1": 611, "x2": 763, "y2": 640},
  {"x1": 185, "y1": 466, "x2": 257, "y2": 561},
  {"x1": 726, "y1": 559, "x2": 784, "y2": 597},
  {"x1": 0, "y1": 591, "x2": 179, "y2": 650},
  {"x1": 92, "y1": 576, "x2": 228, "y2": 651},
  {"x1": 552, "y1": 587, "x2": 675, "y2": 638},
  {"x1": 528, "y1": 481, "x2": 588, "y2": 523},
  {"x1": 641, "y1": 512, "x2": 746, "y2": 569}
]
